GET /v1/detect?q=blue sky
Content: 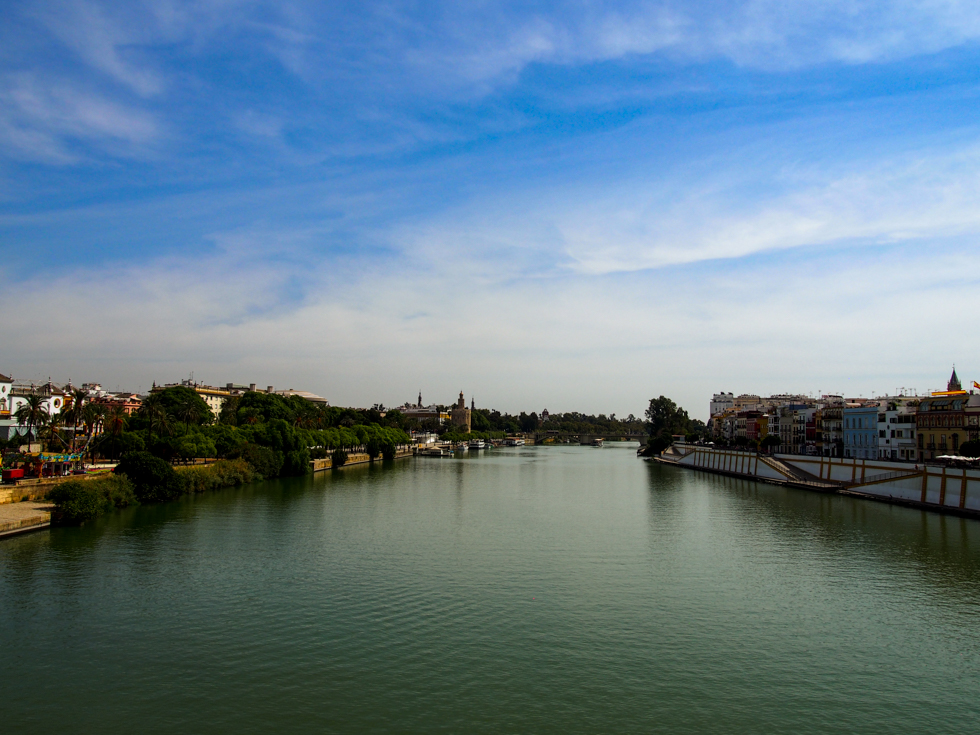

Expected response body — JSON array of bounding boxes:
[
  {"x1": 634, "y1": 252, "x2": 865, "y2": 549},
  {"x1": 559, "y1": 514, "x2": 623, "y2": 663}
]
[{"x1": 2, "y1": 1, "x2": 979, "y2": 418}]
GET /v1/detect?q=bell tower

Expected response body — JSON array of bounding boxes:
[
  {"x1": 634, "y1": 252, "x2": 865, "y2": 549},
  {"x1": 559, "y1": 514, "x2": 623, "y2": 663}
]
[{"x1": 949, "y1": 367, "x2": 962, "y2": 392}]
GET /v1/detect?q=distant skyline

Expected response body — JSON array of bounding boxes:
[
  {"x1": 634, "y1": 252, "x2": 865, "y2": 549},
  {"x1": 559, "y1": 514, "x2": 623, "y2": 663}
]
[{"x1": 2, "y1": 1, "x2": 979, "y2": 421}]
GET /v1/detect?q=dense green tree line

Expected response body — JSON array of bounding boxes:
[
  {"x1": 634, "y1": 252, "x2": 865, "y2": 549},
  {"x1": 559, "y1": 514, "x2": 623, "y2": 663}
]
[
  {"x1": 77, "y1": 387, "x2": 412, "y2": 478},
  {"x1": 404, "y1": 406, "x2": 645, "y2": 438}
]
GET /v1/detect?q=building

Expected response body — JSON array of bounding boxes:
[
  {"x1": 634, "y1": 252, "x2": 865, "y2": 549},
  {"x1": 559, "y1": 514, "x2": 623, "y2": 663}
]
[
  {"x1": 94, "y1": 392, "x2": 143, "y2": 416},
  {"x1": 451, "y1": 391, "x2": 472, "y2": 433},
  {"x1": 398, "y1": 393, "x2": 450, "y2": 424},
  {"x1": 843, "y1": 404, "x2": 878, "y2": 459},
  {"x1": 878, "y1": 398, "x2": 919, "y2": 461},
  {"x1": 276, "y1": 389, "x2": 329, "y2": 405},
  {"x1": 0, "y1": 372, "x2": 11, "y2": 419},
  {"x1": 745, "y1": 412, "x2": 767, "y2": 442},
  {"x1": 1, "y1": 380, "x2": 67, "y2": 441},
  {"x1": 818, "y1": 396, "x2": 844, "y2": 457},
  {"x1": 917, "y1": 396, "x2": 969, "y2": 459},
  {"x1": 152, "y1": 379, "x2": 232, "y2": 418},
  {"x1": 710, "y1": 393, "x2": 734, "y2": 417},
  {"x1": 734, "y1": 394, "x2": 763, "y2": 411},
  {"x1": 916, "y1": 369, "x2": 974, "y2": 460}
]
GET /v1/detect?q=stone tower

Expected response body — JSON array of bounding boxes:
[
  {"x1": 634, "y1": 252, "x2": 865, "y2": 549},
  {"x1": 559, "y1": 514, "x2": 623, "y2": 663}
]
[
  {"x1": 949, "y1": 367, "x2": 962, "y2": 392},
  {"x1": 451, "y1": 391, "x2": 472, "y2": 433}
]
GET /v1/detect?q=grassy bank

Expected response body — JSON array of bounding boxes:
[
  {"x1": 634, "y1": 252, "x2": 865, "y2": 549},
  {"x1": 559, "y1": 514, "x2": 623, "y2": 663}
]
[{"x1": 49, "y1": 457, "x2": 257, "y2": 525}]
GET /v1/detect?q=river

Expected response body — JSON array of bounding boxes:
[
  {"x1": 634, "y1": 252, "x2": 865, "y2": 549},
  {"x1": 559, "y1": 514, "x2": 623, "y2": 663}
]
[{"x1": 3, "y1": 443, "x2": 980, "y2": 733}]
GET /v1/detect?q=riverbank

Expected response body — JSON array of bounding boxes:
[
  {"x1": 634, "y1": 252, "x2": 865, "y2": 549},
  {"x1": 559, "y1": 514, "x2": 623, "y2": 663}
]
[
  {"x1": 0, "y1": 501, "x2": 53, "y2": 538},
  {"x1": 657, "y1": 443, "x2": 980, "y2": 519},
  {"x1": 310, "y1": 446, "x2": 414, "y2": 472}
]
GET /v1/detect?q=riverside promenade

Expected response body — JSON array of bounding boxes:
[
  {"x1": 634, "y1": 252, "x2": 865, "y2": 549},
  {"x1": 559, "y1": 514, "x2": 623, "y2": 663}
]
[
  {"x1": 0, "y1": 501, "x2": 53, "y2": 538},
  {"x1": 657, "y1": 443, "x2": 980, "y2": 518}
]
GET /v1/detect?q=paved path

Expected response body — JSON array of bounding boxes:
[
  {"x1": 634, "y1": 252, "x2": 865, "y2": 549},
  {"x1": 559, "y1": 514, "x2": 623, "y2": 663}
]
[{"x1": 0, "y1": 501, "x2": 53, "y2": 538}]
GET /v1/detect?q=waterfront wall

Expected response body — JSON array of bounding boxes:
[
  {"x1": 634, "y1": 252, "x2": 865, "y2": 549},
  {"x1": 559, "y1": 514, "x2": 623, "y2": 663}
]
[
  {"x1": 310, "y1": 446, "x2": 414, "y2": 473},
  {"x1": 666, "y1": 444, "x2": 980, "y2": 515}
]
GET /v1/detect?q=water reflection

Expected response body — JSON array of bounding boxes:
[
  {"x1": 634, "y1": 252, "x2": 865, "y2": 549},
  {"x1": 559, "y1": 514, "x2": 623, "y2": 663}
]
[{"x1": 650, "y1": 462, "x2": 980, "y2": 606}]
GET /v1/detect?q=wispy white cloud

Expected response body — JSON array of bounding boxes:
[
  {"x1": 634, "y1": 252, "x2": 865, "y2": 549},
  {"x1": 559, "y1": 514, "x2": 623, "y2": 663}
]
[
  {"x1": 0, "y1": 73, "x2": 160, "y2": 162},
  {"x1": 30, "y1": 0, "x2": 166, "y2": 96},
  {"x1": 394, "y1": 1, "x2": 980, "y2": 90},
  {"x1": 389, "y1": 135, "x2": 980, "y2": 277},
  {"x1": 1, "y1": 224, "x2": 977, "y2": 416}
]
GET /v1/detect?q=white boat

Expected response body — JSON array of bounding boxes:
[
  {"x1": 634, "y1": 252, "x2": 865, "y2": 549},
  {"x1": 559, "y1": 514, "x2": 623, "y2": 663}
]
[
  {"x1": 502, "y1": 437, "x2": 526, "y2": 447},
  {"x1": 591, "y1": 438, "x2": 604, "y2": 447},
  {"x1": 468, "y1": 439, "x2": 486, "y2": 450},
  {"x1": 418, "y1": 447, "x2": 449, "y2": 457}
]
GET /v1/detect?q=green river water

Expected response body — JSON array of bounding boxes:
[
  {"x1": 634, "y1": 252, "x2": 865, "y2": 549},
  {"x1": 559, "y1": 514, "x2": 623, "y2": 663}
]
[{"x1": 3, "y1": 443, "x2": 980, "y2": 733}]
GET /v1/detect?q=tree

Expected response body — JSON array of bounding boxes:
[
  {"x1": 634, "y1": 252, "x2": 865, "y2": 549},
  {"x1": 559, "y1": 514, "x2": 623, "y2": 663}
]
[
  {"x1": 103, "y1": 405, "x2": 127, "y2": 447},
  {"x1": 150, "y1": 386, "x2": 212, "y2": 426},
  {"x1": 14, "y1": 393, "x2": 47, "y2": 446},
  {"x1": 140, "y1": 393, "x2": 172, "y2": 440},
  {"x1": 760, "y1": 434, "x2": 781, "y2": 453},
  {"x1": 114, "y1": 451, "x2": 183, "y2": 503},
  {"x1": 81, "y1": 402, "x2": 107, "y2": 458},
  {"x1": 959, "y1": 440, "x2": 980, "y2": 458},
  {"x1": 40, "y1": 411, "x2": 71, "y2": 452},
  {"x1": 645, "y1": 396, "x2": 690, "y2": 436},
  {"x1": 63, "y1": 388, "x2": 88, "y2": 453},
  {"x1": 218, "y1": 396, "x2": 240, "y2": 426}
]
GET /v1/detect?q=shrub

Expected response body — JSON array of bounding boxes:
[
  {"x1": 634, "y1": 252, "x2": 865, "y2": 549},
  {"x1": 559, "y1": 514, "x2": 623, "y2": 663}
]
[
  {"x1": 178, "y1": 459, "x2": 257, "y2": 493},
  {"x1": 239, "y1": 443, "x2": 283, "y2": 479},
  {"x1": 331, "y1": 448, "x2": 348, "y2": 468},
  {"x1": 115, "y1": 451, "x2": 183, "y2": 503},
  {"x1": 282, "y1": 447, "x2": 311, "y2": 476},
  {"x1": 49, "y1": 475, "x2": 137, "y2": 525}
]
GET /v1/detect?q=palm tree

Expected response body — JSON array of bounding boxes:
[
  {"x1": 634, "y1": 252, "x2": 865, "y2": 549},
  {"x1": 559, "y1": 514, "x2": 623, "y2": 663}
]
[
  {"x1": 14, "y1": 393, "x2": 47, "y2": 447},
  {"x1": 140, "y1": 393, "x2": 172, "y2": 440},
  {"x1": 40, "y1": 411, "x2": 70, "y2": 452},
  {"x1": 175, "y1": 397, "x2": 202, "y2": 431},
  {"x1": 81, "y1": 403, "x2": 107, "y2": 459},
  {"x1": 101, "y1": 405, "x2": 128, "y2": 459},
  {"x1": 63, "y1": 388, "x2": 88, "y2": 453}
]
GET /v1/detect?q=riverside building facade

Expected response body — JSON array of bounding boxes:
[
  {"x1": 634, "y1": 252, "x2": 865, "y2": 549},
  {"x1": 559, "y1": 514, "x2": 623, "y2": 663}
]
[{"x1": 707, "y1": 369, "x2": 980, "y2": 460}]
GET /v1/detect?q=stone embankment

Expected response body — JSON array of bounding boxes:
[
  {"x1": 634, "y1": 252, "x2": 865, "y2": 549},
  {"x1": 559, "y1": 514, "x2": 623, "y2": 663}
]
[
  {"x1": 0, "y1": 501, "x2": 54, "y2": 538},
  {"x1": 310, "y1": 446, "x2": 414, "y2": 472},
  {"x1": 657, "y1": 444, "x2": 980, "y2": 518}
]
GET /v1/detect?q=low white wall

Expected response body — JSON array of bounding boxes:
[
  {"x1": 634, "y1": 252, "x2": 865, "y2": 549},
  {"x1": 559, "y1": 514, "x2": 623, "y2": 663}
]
[{"x1": 670, "y1": 445, "x2": 980, "y2": 512}]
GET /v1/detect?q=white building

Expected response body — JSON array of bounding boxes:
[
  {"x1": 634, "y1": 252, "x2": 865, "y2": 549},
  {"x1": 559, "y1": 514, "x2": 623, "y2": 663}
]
[
  {"x1": 878, "y1": 398, "x2": 919, "y2": 461},
  {"x1": 0, "y1": 380, "x2": 66, "y2": 441},
  {"x1": 710, "y1": 392, "x2": 735, "y2": 417},
  {"x1": 0, "y1": 372, "x2": 12, "y2": 419}
]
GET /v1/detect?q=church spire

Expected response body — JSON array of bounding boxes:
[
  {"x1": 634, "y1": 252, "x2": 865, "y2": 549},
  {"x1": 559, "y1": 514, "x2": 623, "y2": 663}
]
[
  {"x1": 949, "y1": 366, "x2": 962, "y2": 392},
  {"x1": 418, "y1": 390, "x2": 422, "y2": 408}
]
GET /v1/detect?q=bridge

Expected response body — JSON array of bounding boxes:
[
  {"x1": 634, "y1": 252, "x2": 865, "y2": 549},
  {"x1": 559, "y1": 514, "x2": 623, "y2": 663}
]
[{"x1": 532, "y1": 431, "x2": 647, "y2": 445}]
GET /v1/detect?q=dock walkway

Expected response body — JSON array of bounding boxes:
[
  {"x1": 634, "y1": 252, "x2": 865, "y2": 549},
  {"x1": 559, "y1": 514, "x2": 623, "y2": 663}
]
[{"x1": 0, "y1": 501, "x2": 53, "y2": 538}]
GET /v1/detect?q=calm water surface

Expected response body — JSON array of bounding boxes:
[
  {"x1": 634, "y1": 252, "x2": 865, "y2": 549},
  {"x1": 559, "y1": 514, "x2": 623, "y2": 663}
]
[{"x1": 3, "y1": 444, "x2": 980, "y2": 733}]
